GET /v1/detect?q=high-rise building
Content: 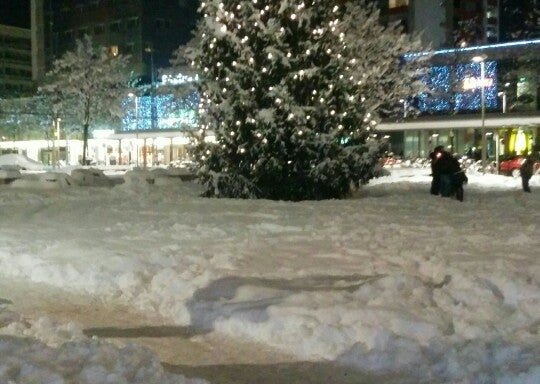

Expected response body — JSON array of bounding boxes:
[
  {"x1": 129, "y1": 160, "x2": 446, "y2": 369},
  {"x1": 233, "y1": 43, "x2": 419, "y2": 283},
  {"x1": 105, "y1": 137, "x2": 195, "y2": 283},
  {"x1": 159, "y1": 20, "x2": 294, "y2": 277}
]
[
  {"x1": 500, "y1": 0, "x2": 540, "y2": 41},
  {"x1": 31, "y1": 0, "x2": 199, "y2": 83},
  {"x1": 406, "y1": 0, "x2": 539, "y2": 49},
  {"x1": 0, "y1": 24, "x2": 34, "y2": 97}
]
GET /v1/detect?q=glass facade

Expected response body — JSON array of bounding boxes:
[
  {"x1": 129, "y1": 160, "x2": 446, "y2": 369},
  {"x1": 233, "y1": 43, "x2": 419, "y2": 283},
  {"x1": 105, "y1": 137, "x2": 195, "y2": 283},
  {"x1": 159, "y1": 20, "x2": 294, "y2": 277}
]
[
  {"x1": 392, "y1": 40, "x2": 540, "y2": 159},
  {"x1": 121, "y1": 91, "x2": 199, "y2": 132}
]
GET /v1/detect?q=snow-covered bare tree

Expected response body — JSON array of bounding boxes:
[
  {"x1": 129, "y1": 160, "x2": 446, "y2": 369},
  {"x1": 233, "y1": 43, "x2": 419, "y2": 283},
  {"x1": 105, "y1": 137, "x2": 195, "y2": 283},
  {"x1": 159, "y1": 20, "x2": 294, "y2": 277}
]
[
  {"x1": 0, "y1": 97, "x2": 49, "y2": 140},
  {"x1": 183, "y1": 0, "x2": 428, "y2": 200},
  {"x1": 39, "y1": 36, "x2": 130, "y2": 164}
]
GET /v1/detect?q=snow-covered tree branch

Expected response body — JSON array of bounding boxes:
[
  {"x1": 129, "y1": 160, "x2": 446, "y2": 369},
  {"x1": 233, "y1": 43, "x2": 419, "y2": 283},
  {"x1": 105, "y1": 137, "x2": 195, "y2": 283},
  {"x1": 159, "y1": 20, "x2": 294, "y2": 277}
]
[{"x1": 39, "y1": 36, "x2": 130, "y2": 165}]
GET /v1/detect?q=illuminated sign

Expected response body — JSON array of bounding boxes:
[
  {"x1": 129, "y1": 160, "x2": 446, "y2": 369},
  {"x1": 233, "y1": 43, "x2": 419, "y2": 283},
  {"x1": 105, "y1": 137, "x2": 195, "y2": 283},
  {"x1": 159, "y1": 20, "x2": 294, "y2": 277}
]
[
  {"x1": 462, "y1": 77, "x2": 494, "y2": 90},
  {"x1": 161, "y1": 73, "x2": 199, "y2": 85},
  {"x1": 418, "y1": 61, "x2": 498, "y2": 112}
]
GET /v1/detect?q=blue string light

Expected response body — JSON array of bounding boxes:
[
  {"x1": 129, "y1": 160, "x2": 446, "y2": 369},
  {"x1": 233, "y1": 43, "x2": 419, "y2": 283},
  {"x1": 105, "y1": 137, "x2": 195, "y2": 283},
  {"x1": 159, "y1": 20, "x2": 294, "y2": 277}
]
[
  {"x1": 121, "y1": 91, "x2": 199, "y2": 131},
  {"x1": 417, "y1": 61, "x2": 498, "y2": 112}
]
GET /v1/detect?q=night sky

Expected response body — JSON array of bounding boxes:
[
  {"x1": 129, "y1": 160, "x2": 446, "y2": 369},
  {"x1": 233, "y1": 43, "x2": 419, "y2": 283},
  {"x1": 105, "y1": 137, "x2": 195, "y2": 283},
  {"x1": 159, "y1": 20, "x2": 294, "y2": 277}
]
[{"x1": 0, "y1": 0, "x2": 31, "y2": 29}]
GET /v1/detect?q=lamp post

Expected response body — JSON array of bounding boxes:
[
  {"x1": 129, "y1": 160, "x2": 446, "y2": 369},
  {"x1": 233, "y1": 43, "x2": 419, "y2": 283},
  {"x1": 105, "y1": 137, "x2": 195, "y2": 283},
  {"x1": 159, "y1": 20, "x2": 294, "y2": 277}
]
[
  {"x1": 145, "y1": 46, "x2": 156, "y2": 132},
  {"x1": 399, "y1": 98, "x2": 408, "y2": 118},
  {"x1": 495, "y1": 91, "x2": 508, "y2": 174},
  {"x1": 472, "y1": 55, "x2": 488, "y2": 170},
  {"x1": 128, "y1": 92, "x2": 139, "y2": 167},
  {"x1": 497, "y1": 91, "x2": 507, "y2": 114},
  {"x1": 145, "y1": 46, "x2": 156, "y2": 167},
  {"x1": 51, "y1": 117, "x2": 61, "y2": 169}
]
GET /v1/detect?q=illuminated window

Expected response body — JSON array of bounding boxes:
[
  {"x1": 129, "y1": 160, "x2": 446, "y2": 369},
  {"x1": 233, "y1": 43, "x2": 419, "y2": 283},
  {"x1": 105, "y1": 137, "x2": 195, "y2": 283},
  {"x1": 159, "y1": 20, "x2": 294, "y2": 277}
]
[
  {"x1": 109, "y1": 45, "x2": 119, "y2": 57},
  {"x1": 389, "y1": 0, "x2": 409, "y2": 8},
  {"x1": 127, "y1": 17, "x2": 139, "y2": 29},
  {"x1": 110, "y1": 21, "x2": 121, "y2": 32}
]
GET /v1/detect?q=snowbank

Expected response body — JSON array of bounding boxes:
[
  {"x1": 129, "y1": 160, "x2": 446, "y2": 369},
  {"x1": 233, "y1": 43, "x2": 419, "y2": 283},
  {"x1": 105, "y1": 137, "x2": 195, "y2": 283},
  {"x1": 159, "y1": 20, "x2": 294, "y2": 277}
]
[
  {"x1": 0, "y1": 153, "x2": 45, "y2": 171},
  {"x1": 0, "y1": 307, "x2": 207, "y2": 384},
  {"x1": 71, "y1": 168, "x2": 115, "y2": 187},
  {"x1": 0, "y1": 168, "x2": 538, "y2": 382},
  {"x1": 0, "y1": 169, "x2": 21, "y2": 183},
  {"x1": 9, "y1": 172, "x2": 74, "y2": 189}
]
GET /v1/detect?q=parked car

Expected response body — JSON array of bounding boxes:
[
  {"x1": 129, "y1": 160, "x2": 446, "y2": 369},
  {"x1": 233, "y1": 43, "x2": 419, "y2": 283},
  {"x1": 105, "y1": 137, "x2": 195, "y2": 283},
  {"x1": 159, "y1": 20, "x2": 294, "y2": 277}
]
[{"x1": 499, "y1": 155, "x2": 540, "y2": 177}]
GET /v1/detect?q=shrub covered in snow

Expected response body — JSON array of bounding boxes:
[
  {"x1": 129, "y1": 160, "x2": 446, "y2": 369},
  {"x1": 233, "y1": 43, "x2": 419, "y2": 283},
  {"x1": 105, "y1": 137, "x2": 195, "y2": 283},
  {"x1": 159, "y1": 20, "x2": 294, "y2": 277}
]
[
  {"x1": 71, "y1": 168, "x2": 115, "y2": 187},
  {"x1": 123, "y1": 169, "x2": 155, "y2": 187},
  {"x1": 0, "y1": 154, "x2": 45, "y2": 171},
  {"x1": 10, "y1": 172, "x2": 74, "y2": 189}
]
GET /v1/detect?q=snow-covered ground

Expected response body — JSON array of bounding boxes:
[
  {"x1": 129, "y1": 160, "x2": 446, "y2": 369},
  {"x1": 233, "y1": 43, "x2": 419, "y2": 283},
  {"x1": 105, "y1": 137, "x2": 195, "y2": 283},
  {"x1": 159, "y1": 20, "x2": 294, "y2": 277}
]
[
  {"x1": 0, "y1": 306, "x2": 206, "y2": 384},
  {"x1": 0, "y1": 166, "x2": 538, "y2": 383}
]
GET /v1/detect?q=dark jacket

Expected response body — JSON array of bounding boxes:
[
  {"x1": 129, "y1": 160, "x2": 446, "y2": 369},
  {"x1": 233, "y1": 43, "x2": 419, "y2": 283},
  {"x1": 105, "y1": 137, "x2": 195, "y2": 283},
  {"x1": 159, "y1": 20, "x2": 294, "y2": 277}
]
[
  {"x1": 430, "y1": 148, "x2": 467, "y2": 196},
  {"x1": 520, "y1": 157, "x2": 534, "y2": 179},
  {"x1": 432, "y1": 150, "x2": 462, "y2": 177}
]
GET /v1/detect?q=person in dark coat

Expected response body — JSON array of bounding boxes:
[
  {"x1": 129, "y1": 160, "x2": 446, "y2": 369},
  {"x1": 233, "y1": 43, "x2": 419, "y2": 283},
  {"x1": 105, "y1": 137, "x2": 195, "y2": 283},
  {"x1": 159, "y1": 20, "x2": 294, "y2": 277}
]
[
  {"x1": 429, "y1": 146, "x2": 444, "y2": 195},
  {"x1": 520, "y1": 155, "x2": 534, "y2": 193},
  {"x1": 430, "y1": 146, "x2": 468, "y2": 201}
]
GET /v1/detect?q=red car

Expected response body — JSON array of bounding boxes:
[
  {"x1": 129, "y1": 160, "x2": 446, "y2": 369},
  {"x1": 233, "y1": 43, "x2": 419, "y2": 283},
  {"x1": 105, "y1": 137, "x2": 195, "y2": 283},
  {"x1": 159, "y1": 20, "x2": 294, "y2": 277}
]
[{"x1": 499, "y1": 156, "x2": 540, "y2": 177}]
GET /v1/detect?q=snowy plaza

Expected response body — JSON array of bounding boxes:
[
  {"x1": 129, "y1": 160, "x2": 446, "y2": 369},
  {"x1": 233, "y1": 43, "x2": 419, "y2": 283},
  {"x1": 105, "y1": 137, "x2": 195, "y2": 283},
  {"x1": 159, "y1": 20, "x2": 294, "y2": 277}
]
[
  {"x1": 0, "y1": 166, "x2": 538, "y2": 383},
  {"x1": 0, "y1": 0, "x2": 539, "y2": 382}
]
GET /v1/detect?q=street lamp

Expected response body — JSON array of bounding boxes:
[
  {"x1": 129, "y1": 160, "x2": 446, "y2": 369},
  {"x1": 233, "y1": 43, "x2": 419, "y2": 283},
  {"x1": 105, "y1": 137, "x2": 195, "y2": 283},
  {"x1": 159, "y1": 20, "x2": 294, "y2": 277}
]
[
  {"x1": 472, "y1": 55, "x2": 488, "y2": 169},
  {"x1": 399, "y1": 98, "x2": 408, "y2": 118},
  {"x1": 51, "y1": 117, "x2": 61, "y2": 169},
  {"x1": 145, "y1": 46, "x2": 156, "y2": 132},
  {"x1": 128, "y1": 92, "x2": 139, "y2": 167},
  {"x1": 497, "y1": 91, "x2": 507, "y2": 113}
]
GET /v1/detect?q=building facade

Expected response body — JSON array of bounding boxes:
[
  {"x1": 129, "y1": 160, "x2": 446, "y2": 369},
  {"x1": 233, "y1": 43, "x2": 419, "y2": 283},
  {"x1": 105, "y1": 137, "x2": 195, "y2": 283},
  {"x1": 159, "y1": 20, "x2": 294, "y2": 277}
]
[
  {"x1": 31, "y1": 0, "x2": 198, "y2": 82},
  {"x1": 406, "y1": 0, "x2": 539, "y2": 49},
  {"x1": 0, "y1": 24, "x2": 34, "y2": 97},
  {"x1": 379, "y1": 39, "x2": 540, "y2": 161}
]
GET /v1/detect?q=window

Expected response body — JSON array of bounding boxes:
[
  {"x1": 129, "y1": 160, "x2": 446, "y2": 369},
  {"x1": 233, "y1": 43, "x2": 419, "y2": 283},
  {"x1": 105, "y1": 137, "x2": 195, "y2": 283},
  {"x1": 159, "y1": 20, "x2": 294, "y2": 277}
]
[
  {"x1": 127, "y1": 17, "x2": 139, "y2": 29},
  {"x1": 110, "y1": 21, "x2": 121, "y2": 33},
  {"x1": 94, "y1": 24, "x2": 105, "y2": 35},
  {"x1": 155, "y1": 18, "x2": 166, "y2": 29},
  {"x1": 78, "y1": 28, "x2": 88, "y2": 38},
  {"x1": 465, "y1": 1, "x2": 478, "y2": 11},
  {"x1": 109, "y1": 45, "x2": 119, "y2": 57},
  {"x1": 389, "y1": 0, "x2": 408, "y2": 8},
  {"x1": 123, "y1": 43, "x2": 134, "y2": 54}
]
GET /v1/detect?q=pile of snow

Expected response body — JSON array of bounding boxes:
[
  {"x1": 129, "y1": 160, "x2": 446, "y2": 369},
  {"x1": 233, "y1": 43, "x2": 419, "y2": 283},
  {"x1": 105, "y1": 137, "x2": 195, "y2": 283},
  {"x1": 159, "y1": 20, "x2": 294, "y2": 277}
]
[
  {"x1": 9, "y1": 172, "x2": 74, "y2": 189},
  {"x1": 0, "y1": 169, "x2": 21, "y2": 183},
  {"x1": 152, "y1": 168, "x2": 197, "y2": 186},
  {"x1": 123, "y1": 169, "x2": 155, "y2": 187},
  {"x1": 0, "y1": 153, "x2": 45, "y2": 171},
  {"x1": 71, "y1": 168, "x2": 115, "y2": 187},
  {"x1": 0, "y1": 307, "x2": 207, "y2": 384},
  {"x1": 0, "y1": 168, "x2": 538, "y2": 382},
  {"x1": 119, "y1": 168, "x2": 203, "y2": 195}
]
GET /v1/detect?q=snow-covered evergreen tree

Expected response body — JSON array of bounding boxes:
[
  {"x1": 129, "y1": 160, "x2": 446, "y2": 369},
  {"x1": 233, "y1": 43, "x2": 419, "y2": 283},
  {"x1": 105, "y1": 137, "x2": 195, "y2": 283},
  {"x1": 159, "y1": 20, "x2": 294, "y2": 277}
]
[
  {"x1": 185, "y1": 0, "x2": 427, "y2": 200},
  {"x1": 39, "y1": 36, "x2": 130, "y2": 165}
]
